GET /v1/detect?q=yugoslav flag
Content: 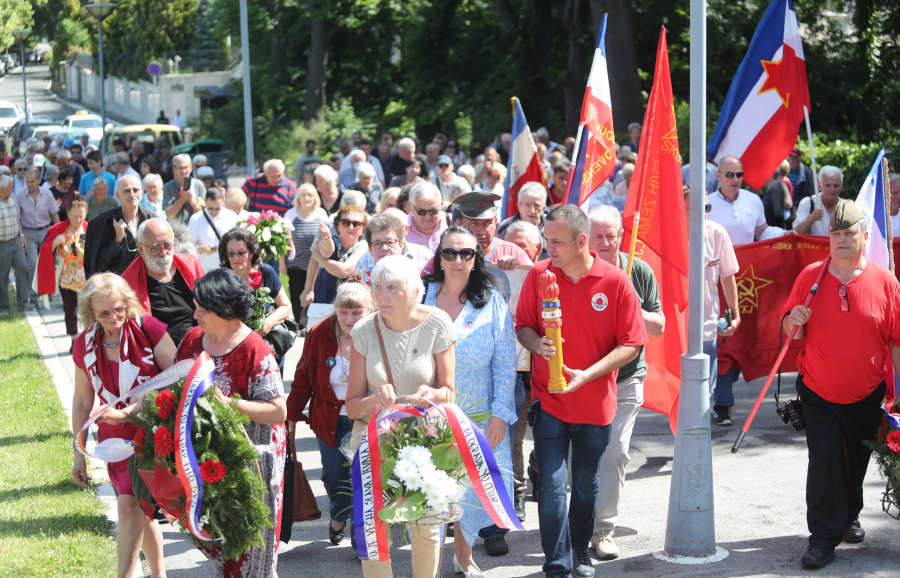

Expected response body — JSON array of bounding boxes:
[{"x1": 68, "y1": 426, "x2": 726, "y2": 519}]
[
  {"x1": 565, "y1": 14, "x2": 616, "y2": 208},
  {"x1": 502, "y1": 98, "x2": 547, "y2": 219},
  {"x1": 856, "y1": 149, "x2": 895, "y2": 271},
  {"x1": 706, "y1": 0, "x2": 810, "y2": 190}
]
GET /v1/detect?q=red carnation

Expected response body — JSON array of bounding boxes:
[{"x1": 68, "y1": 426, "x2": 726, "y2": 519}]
[
  {"x1": 133, "y1": 428, "x2": 147, "y2": 456},
  {"x1": 200, "y1": 459, "x2": 227, "y2": 483},
  {"x1": 248, "y1": 271, "x2": 263, "y2": 290},
  {"x1": 887, "y1": 431, "x2": 900, "y2": 453},
  {"x1": 140, "y1": 498, "x2": 154, "y2": 519},
  {"x1": 155, "y1": 390, "x2": 176, "y2": 419},
  {"x1": 154, "y1": 426, "x2": 175, "y2": 457}
]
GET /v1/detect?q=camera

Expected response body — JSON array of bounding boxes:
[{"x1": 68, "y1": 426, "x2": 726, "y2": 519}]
[{"x1": 777, "y1": 399, "x2": 805, "y2": 431}]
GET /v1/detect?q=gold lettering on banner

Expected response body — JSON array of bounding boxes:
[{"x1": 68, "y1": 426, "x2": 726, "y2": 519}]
[{"x1": 736, "y1": 264, "x2": 774, "y2": 315}]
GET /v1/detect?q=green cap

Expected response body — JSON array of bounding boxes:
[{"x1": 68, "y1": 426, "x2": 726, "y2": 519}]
[
  {"x1": 454, "y1": 190, "x2": 502, "y2": 220},
  {"x1": 828, "y1": 199, "x2": 865, "y2": 231}
]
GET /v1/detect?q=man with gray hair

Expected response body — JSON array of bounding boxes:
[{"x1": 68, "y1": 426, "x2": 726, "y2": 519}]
[
  {"x1": 83, "y1": 174, "x2": 155, "y2": 277},
  {"x1": 620, "y1": 122, "x2": 642, "y2": 154},
  {"x1": 0, "y1": 174, "x2": 33, "y2": 313},
  {"x1": 241, "y1": 158, "x2": 297, "y2": 217},
  {"x1": 586, "y1": 204, "x2": 665, "y2": 560},
  {"x1": 389, "y1": 137, "x2": 416, "y2": 179},
  {"x1": 163, "y1": 153, "x2": 207, "y2": 224},
  {"x1": 122, "y1": 218, "x2": 205, "y2": 345},
  {"x1": 496, "y1": 181, "x2": 547, "y2": 238},
  {"x1": 793, "y1": 165, "x2": 844, "y2": 236},
  {"x1": 56, "y1": 149, "x2": 85, "y2": 190},
  {"x1": 338, "y1": 149, "x2": 367, "y2": 189},
  {"x1": 112, "y1": 152, "x2": 141, "y2": 182}
]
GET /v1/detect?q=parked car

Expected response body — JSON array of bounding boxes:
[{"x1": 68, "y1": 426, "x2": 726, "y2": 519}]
[
  {"x1": 172, "y1": 139, "x2": 230, "y2": 179},
  {"x1": 102, "y1": 124, "x2": 183, "y2": 157},
  {"x1": 4, "y1": 118, "x2": 53, "y2": 155},
  {"x1": 62, "y1": 112, "x2": 106, "y2": 144},
  {"x1": 0, "y1": 101, "x2": 19, "y2": 137}
]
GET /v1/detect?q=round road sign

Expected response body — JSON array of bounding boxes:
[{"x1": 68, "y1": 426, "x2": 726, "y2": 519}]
[{"x1": 147, "y1": 61, "x2": 162, "y2": 77}]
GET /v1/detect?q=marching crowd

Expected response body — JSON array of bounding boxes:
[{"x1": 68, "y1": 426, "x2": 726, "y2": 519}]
[{"x1": 0, "y1": 127, "x2": 898, "y2": 578}]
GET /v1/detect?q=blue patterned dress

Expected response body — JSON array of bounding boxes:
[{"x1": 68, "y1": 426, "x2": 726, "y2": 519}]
[{"x1": 424, "y1": 284, "x2": 517, "y2": 546}]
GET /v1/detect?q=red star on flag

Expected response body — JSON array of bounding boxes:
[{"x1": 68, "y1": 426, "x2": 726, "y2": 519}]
[{"x1": 757, "y1": 43, "x2": 807, "y2": 110}]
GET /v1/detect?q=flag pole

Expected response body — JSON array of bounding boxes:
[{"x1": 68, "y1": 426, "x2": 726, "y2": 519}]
[
  {"x1": 625, "y1": 212, "x2": 640, "y2": 277},
  {"x1": 884, "y1": 157, "x2": 895, "y2": 274},
  {"x1": 803, "y1": 106, "x2": 820, "y2": 202}
]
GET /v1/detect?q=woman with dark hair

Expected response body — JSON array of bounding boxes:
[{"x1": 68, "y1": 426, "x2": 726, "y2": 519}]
[
  {"x1": 174, "y1": 268, "x2": 288, "y2": 577},
  {"x1": 311, "y1": 205, "x2": 368, "y2": 304},
  {"x1": 51, "y1": 168, "x2": 78, "y2": 221},
  {"x1": 287, "y1": 278, "x2": 374, "y2": 545},
  {"x1": 387, "y1": 157, "x2": 427, "y2": 189},
  {"x1": 139, "y1": 156, "x2": 159, "y2": 178},
  {"x1": 422, "y1": 225, "x2": 517, "y2": 574},
  {"x1": 218, "y1": 228, "x2": 292, "y2": 338}
]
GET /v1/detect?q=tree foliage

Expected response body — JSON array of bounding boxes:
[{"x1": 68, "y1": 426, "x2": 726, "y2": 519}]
[{"x1": 0, "y1": 0, "x2": 34, "y2": 53}]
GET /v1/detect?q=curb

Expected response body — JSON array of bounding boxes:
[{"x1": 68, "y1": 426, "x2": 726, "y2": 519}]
[{"x1": 24, "y1": 308, "x2": 143, "y2": 578}]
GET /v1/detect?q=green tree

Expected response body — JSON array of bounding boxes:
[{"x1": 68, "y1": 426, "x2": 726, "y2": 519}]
[{"x1": 0, "y1": 0, "x2": 34, "y2": 53}]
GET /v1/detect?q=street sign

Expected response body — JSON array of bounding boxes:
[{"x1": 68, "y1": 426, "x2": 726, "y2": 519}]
[{"x1": 147, "y1": 61, "x2": 162, "y2": 77}]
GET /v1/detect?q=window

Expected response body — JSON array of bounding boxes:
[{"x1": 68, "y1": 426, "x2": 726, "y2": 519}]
[
  {"x1": 71, "y1": 118, "x2": 103, "y2": 128},
  {"x1": 0, "y1": 108, "x2": 17, "y2": 119}
]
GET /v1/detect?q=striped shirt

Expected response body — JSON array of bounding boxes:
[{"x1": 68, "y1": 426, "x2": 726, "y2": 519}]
[
  {"x1": 243, "y1": 174, "x2": 297, "y2": 216},
  {"x1": 285, "y1": 207, "x2": 327, "y2": 270},
  {"x1": 0, "y1": 194, "x2": 21, "y2": 242}
]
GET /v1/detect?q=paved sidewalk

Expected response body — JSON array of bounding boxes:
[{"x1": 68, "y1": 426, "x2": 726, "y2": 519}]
[{"x1": 30, "y1": 295, "x2": 899, "y2": 578}]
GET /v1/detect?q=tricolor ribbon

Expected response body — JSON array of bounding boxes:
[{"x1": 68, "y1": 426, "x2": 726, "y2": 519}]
[
  {"x1": 75, "y1": 360, "x2": 195, "y2": 462},
  {"x1": 175, "y1": 352, "x2": 219, "y2": 542},
  {"x1": 881, "y1": 402, "x2": 900, "y2": 431},
  {"x1": 352, "y1": 401, "x2": 524, "y2": 561}
]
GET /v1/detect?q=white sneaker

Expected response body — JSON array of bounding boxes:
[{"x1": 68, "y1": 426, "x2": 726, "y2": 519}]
[{"x1": 591, "y1": 529, "x2": 620, "y2": 560}]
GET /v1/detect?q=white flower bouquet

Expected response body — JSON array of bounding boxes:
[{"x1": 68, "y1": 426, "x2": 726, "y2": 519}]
[{"x1": 237, "y1": 210, "x2": 295, "y2": 262}]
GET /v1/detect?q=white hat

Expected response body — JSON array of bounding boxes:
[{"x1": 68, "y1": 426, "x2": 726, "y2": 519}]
[
  {"x1": 197, "y1": 166, "x2": 215, "y2": 177},
  {"x1": 32, "y1": 154, "x2": 45, "y2": 166}
]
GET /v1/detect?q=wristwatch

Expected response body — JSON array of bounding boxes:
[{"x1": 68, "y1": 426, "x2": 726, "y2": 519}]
[{"x1": 18, "y1": 233, "x2": 24, "y2": 238}]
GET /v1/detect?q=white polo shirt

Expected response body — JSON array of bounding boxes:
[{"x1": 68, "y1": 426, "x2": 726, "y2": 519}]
[
  {"x1": 707, "y1": 189, "x2": 765, "y2": 246},
  {"x1": 794, "y1": 194, "x2": 836, "y2": 237},
  {"x1": 188, "y1": 207, "x2": 238, "y2": 271}
]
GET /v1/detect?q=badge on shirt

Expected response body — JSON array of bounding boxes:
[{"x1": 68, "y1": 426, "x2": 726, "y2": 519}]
[{"x1": 591, "y1": 293, "x2": 609, "y2": 312}]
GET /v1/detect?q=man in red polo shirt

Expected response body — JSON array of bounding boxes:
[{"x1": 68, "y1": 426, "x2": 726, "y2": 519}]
[
  {"x1": 781, "y1": 200, "x2": 900, "y2": 569},
  {"x1": 516, "y1": 204, "x2": 646, "y2": 578}
]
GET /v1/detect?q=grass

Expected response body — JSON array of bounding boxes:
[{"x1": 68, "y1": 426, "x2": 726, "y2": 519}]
[{"x1": 0, "y1": 311, "x2": 118, "y2": 577}]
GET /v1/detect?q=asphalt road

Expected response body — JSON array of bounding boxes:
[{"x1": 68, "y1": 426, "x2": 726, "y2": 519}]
[{"x1": 19, "y1": 82, "x2": 900, "y2": 577}]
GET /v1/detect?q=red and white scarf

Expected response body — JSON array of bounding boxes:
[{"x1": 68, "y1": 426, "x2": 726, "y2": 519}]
[{"x1": 81, "y1": 317, "x2": 159, "y2": 408}]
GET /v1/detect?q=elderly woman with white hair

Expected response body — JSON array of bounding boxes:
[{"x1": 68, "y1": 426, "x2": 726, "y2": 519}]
[
  {"x1": 346, "y1": 254, "x2": 457, "y2": 578},
  {"x1": 314, "y1": 163, "x2": 342, "y2": 215},
  {"x1": 139, "y1": 173, "x2": 167, "y2": 219},
  {"x1": 243, "y1": 157, "x2": 296, "y2": 217},
  {"x1": 496, "y1": 181, "x2": 547, "y2": 238},
  {"x1": 347, "y1": 160, "x2": 384, "y2": 212}
]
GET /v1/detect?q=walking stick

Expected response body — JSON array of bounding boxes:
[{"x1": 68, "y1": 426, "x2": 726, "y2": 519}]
[{"x1": 732, "y1": 255, "x2": 832, "y2": 453}]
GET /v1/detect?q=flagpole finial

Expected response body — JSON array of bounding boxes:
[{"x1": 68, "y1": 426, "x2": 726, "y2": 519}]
[{"x1": 511, "y1": 97, "x2": 517, "y2": 116}]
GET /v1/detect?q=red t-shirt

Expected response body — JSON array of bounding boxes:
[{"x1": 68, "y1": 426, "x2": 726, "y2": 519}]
[
  {"x1": 781, "y1": 261, "x2": 900, "y2": 403},
  {"x1": 515, "y1": 252, "x2": 647, "y2": 425}
]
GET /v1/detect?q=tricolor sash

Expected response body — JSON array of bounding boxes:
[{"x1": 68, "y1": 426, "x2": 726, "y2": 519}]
[{"x1": 352, "y1": 400, "x2": 525, "y2": 561}]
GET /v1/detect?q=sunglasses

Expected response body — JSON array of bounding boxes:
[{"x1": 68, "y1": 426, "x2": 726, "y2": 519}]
[
  {"x1": 439, "y1": 248, "x2": 476, "y2": 261},
  {"x1": 95, "y1": 305, "x2": 127, "y2": 320},
  {"x1": 200, "y1": 176, "x2": 213, "y2": 181},
  {"x1": 415, "y1": 208, "x2": 440, "y2": 216},
  {"x1": 723, "y1": 171, "x2": 744, "y2": 179},
  {"x1": 838, "y1": 285, "x2": 849, "y2": 313},
  {"x1": 341, "y1": 219, "x2": 364, "y2": 229},
  {"x1": 437, "y1": 164, "x2": 450, "y2": 169},
  {"x1": 206, "y1": 207, "x2": 221, "y2": 213},
  {"x1": 705, "y1": 203, "x2": 712, "y2": 213},
  {"x1": 16, "y1": 167, "x2": 26, "y2": 172},
  {"x1": 227, "y1": 250, "x2": 249, "y2": 259},
  {"x1": 138, "y1": 240, "x2": 175, "y2": 255}
]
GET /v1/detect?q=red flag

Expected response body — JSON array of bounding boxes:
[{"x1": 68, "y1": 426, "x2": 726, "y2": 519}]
[{"x1": 622, "y1": 28, "x2": 688, "y2": 434}]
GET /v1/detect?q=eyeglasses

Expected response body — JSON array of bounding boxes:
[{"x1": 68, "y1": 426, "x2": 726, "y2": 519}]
[
  {"x1": 138, "y1": 240, "x2": 175, "y2": 255},
  {"x1": 439, "y1": 248, "x2": 476, "y2": 261},
  {"x1": 16, "y1": 167, "x2": 26, "y2": 172},
  {"x1": 415, "y1": 208, "x2": 440, "y2": 216},
  {"x1": 340, "y1": 219, "x2": 364, "y2": 229},
  {"x1": 227, "y1": 250, "x2": 249, "y2": 259},
  {"x1": 705, "y1": 203, "x2": 712, "y2": 213},
  {"x1": 206, "y1": 207, "x2": 221, "y2": 213},
  {"x1": 838, "y1": 285, "x2": 849, "y2": 313},
  {"x1": 370, "y1": 239, "x2": 398, "y2": 251},
  {"x1": 200, "y1": 176, "x2": 213, "y2": 181},
  {"x1": 723, "y1": 171, "x2": 744, "y2": 179},
  {"x1": 95, "y1": 305, "x2": 127, "y2": 320},
  {"x1": 437, "y1": 164, "x2": 450, "y2": 169}
]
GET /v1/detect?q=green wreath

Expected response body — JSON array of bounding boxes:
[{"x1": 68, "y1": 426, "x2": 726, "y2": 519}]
[{"x1": 127, "y1": 378, "x2": 272, "y2": 561}]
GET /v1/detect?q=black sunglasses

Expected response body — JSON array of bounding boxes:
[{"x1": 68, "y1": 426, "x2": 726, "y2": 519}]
[
  {"x1": 705, "y1": 203, "x2": 712, "y2": 213},
  {"x1": 437, "y1": 164, "x2": 450, "y2": 169},
  {"x1": 415, "y1": 208, "x2": 440, "y2": 216},
  {"x1": 723, "y1": 171, "x2": 744, "y2": 179},
  {"x1": 439, "y1": 248, "x2": 476, "y2": 261}
]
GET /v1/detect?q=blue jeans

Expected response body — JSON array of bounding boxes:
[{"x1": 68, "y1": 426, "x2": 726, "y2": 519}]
[
  {"x1": 0, "y1": 238, "x2": 29, "y2": 310},
  {"x1": 316, "y1": 415, "x2": 353, "y2": 522},
  {"x1": 703, "y1": 339, "x2": 718, "y2": 402},
  {"x1": 477, "y1": 374, "x2": 527, "y2": 541},
  {"x1": 533, "y1": 405, "x2": 611, "y2": 576}
]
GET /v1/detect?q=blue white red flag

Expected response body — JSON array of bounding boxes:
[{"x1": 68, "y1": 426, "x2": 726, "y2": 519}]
[
  {"x1": 855, "y1": 149, "x2": 894, "y2": 272},
  {"x1": 706, "y1": 0, "x2": 810, "y2": 190},
  {"x1": 564, "y1": 14, "x2": 616, "y2": 208},
  {"x1": 502, "y1": 98, "x2": 547, "y2": 219}
]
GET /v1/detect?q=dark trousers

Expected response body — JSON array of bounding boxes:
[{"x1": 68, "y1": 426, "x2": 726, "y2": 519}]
[
  {"x1": 317, "y1": 415, "x2": 353, "y2": 522},
  {"x1": 286, "y1": 268, "x2": 309, "y2": 329},
  {"x1": 60, "y1": 287, "x2": 79, "y2": 335},
  {"x1": 799, "y1": 376, "x2": 884, "y2": 548}
]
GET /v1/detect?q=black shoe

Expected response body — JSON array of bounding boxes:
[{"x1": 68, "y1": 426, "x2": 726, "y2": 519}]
[
  {"x1": 484, "y1": 536, "x2": 509, "y2": 557},
  {"x1": 843, "y1": 519, "x2": 865, "y2": 543},
  {"x1": 446, "y1": 524, "x2": 454, "y2": 537},
  {"x1": 801, "y1": 545, "x2": 835, "y2": 568},
  {"x1": 328, "y1": 521, "x2": 346, "y2": 545},
  {"x1": 713, "y1": 404, "x2": 733, "y2": 426},
  {"x1": 515, "y1": 492, "x2": 526, "y2": 521},
  {"x1": 528, "y1": 464, "x2": 540, "y2": 502},
  {"x1": 572, "y1": 548, "x2": 595, "y2": 578}
]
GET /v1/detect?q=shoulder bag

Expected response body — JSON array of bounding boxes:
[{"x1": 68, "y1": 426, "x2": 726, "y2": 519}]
[{"x1": 280, "y1": 430, "x2": 322, "y2": 544}]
